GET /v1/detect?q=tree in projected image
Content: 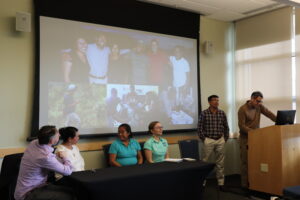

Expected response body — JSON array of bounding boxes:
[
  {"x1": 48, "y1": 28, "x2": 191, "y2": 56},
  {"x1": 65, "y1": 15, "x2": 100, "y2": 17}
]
[{"x1": 48, "y1": 83, "x2": 107, "y2": 129}]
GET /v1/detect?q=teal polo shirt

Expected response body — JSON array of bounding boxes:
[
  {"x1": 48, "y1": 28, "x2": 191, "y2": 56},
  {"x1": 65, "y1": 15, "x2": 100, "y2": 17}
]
[
  {"x1": 109, "y1": 138, "x2": 141, "y2": 166},
  {"x1": 144, "y1": 137, "x2": 168, "y2": 163}
]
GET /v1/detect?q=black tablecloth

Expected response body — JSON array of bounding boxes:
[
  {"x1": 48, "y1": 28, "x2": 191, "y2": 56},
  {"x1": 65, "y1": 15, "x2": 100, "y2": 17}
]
[{"x1": 63, "y1": 161, "x2": 214, "y2": 200}]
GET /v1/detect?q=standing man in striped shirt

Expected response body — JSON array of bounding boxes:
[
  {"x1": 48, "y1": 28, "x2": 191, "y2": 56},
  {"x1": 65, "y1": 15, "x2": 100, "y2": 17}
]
[{"x1": 198, "y1": 95, "x2": 229, "y2": 190}]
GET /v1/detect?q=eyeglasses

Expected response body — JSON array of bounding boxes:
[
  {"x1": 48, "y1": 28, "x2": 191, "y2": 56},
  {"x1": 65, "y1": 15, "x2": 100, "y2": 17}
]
[{"x1": 256, "y1": 100, "x2": 263, "y2": 103}]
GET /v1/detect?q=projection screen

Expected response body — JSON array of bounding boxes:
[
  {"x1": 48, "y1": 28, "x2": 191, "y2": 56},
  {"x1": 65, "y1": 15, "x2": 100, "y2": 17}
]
[{"x1": 39, "y1": 16, "x2": 198, "y2": 135}]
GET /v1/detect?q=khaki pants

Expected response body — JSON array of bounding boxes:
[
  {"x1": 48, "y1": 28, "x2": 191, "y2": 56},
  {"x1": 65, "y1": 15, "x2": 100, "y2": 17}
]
[
  {"x1": 239, "y1": 134, "x2": 248, "y2": 188},
  {"x1": 202, "y1": 137, "x2": 225, "y2": 186}
]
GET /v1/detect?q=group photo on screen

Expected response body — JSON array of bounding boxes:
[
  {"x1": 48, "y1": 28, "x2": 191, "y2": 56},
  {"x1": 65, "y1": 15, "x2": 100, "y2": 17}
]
[{"x1": 41, "y1": 16, "x2": 198, "y2": 134}]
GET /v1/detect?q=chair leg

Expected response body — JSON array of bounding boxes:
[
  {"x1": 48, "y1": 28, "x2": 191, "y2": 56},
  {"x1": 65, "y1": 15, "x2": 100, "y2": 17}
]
[
  {"x1": 217, "y1": 185, "x2": 221, "y2": 200},
  {"x1": 8, "y1": 184, "x2": 15, "y2": 200}
]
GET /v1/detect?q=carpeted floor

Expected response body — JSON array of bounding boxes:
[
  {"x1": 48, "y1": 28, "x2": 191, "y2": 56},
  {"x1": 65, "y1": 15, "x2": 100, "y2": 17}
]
[{"x1": 202, "y1": 174, "x2": 281, "y2": 200}]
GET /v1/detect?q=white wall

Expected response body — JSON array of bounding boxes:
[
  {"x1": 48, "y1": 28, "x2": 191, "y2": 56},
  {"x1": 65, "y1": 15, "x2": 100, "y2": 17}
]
[
  {"x1": 0, "y1": 0, "x2": 34, "y2": 148},
  {"x1": 0, "y1": 1, "x2": 241, "y2": 174},
  {"x1": 199, "y1": 16, "x2": 240, "y2": 174}
]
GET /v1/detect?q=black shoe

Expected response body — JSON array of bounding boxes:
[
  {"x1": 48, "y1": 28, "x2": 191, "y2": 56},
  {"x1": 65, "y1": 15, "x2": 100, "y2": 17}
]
[
  {"x1": 218, "y1": 185, "x2": 228, "y2": 192},
  {"x1": 200, "y1": 184, "x2": 205, "y2": 191}
]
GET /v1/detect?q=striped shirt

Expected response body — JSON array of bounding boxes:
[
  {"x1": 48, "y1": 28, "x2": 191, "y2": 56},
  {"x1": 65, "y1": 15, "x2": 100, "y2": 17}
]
[{"x1": 198, "y1": 108, "x2": 229, "y2": 140}]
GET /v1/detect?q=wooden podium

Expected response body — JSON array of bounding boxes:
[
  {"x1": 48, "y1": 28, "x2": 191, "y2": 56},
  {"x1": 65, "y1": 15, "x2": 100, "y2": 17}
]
[{"x1": 248, "y1": 124, "x2": 300, "y2": 195}]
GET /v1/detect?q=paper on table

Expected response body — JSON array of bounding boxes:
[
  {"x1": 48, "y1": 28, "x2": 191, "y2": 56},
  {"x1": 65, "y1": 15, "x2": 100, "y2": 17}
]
[
  {"x1": 182, "y1": 158, "x2": 196, "y2": 161},
  {"x1": 164, "y1": 158, "x2": 183, "y2": 162}
]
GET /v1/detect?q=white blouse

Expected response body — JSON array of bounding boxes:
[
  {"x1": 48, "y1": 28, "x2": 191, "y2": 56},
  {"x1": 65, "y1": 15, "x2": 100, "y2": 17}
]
[{"x1": 56, "y1": 144, "x2": 85, "y2": 172}]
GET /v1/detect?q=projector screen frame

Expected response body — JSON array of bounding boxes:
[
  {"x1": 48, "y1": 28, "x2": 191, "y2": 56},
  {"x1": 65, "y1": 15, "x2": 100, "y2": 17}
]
[{"x1": 30, "y1": 0, "x2": 201, "y2": 140}]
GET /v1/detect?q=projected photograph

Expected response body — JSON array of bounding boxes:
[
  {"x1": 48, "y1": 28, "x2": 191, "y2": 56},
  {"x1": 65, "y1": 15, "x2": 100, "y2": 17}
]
[
  {"x1": 40, "y1": 16, "x2": 198, "y2": 134},
  {"x1": 48, "y1": 83, "x2": 106, "y2": 129},
  {"x1": 106, "y1": 84, "x2": 162, "y2": 129}
]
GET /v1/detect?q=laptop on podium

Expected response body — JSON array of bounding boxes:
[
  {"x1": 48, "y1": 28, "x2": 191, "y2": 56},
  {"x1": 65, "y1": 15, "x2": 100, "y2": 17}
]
[{"x1": 275, "y1": 110, "x2": 296, "y2": 125}]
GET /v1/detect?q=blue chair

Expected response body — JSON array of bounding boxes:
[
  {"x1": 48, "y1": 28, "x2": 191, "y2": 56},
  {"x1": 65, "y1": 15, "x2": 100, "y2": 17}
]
[
  {"x1": 283, "y1": 185, "x2": 300, "y2": 200},
  {"x1": 102, "y1": 144, "x2": 112, "y2": 167},
  {"x1": 139, "y1": 142, "x2": 146, "y2": 163},
  {"x1": 178, "y1": 139, "x2": 200, "y2": 160}
]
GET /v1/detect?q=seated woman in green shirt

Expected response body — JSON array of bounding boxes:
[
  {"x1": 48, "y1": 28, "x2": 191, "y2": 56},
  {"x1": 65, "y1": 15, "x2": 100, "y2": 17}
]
[
  {"x1": 144, "y1": 121, "x2": 169, "y2": 163},
  {"x1": 109, "y1": 123, "x2": 143, "y2": 167}
]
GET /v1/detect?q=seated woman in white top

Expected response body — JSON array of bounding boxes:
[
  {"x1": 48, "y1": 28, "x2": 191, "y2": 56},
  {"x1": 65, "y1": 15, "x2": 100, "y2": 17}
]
[{"x1": 56, "y1": 127, "x2": 84, "y2": 176}]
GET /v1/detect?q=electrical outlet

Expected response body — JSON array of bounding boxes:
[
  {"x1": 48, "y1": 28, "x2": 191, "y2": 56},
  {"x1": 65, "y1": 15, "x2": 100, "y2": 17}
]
[{"x1": 260, "y1": 163, "x2": 268, "y2": 172}]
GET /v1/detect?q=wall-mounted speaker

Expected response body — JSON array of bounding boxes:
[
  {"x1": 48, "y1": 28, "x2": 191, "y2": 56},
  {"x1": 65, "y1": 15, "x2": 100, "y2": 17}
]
[
  {"x1": 16, "y1": 12, "x2": 31, "y2": 32},
  {"x1": 203, "y1": 40, "x2": 213, "y2": 55}
]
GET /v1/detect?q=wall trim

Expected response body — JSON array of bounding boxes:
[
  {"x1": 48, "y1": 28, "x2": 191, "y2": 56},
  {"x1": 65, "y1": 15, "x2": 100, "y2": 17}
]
[{"x1": 0, "y1": 135, "x2": 199, "y2": 158}]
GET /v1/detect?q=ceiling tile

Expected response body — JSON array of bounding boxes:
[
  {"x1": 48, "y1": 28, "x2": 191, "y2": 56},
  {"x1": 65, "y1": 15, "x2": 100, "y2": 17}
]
[
  {"x1": 207, "y1": 9, "x2": 245, "y2": 21},
  {"x1": 186, "y1": 0, "x2": 276, "y2": 13},
  {"x1": 139, "y1": 0, "x2": 286, "y2": 21},
  {"x1": 176, "y1": 0, "x2": 220, "y2": 14}
]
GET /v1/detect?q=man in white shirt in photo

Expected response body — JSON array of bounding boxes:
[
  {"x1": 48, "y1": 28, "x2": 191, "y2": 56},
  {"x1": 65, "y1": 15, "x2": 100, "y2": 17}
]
[{"x1": 86, "y1": 34, "x2": 111, "y2": 84}]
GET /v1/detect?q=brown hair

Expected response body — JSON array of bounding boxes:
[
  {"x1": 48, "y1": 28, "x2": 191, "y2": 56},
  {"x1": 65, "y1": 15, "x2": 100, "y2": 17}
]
[
  {"x1": 38, "y1": 125, "x2": 57, "y2": 145},
  {"x1": 148, "y1": 121, "x2": 160, "y2": 134}
]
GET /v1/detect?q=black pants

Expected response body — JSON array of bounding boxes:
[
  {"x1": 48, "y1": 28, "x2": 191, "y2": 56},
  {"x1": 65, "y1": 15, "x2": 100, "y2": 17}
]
[{"x1": 25, "y1": 184, "x2": 76, "y2": 200}]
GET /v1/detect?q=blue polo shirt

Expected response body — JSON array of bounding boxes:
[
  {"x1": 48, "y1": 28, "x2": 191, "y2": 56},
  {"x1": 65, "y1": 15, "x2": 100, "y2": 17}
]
[
  {"x1": 144, "y1": 137, "x2": 168, "y2": 163},
  {"x1": 109, "y1": 138, "x2": 141, "y2": 166}
]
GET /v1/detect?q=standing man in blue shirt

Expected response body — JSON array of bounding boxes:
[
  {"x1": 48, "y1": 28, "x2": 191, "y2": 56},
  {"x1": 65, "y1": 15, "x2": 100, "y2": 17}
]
[{"x1": 198, "y1": 95, "x2": 229, "y2": 191}]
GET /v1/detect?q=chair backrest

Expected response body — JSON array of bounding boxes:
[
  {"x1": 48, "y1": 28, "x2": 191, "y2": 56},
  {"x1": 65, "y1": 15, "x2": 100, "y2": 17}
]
[
  {"x1": 102, "y1": 144, "x2": 111, "y2": 167},
  {"x1": 0, "y1": 153, "x2": 24, "y2": 200},
  {"x1": 178, "y1": 139, "x2": 200, "y2": 160},
  {"x1": 139, "y1": 142, "x2": 146, "y2": 163}
]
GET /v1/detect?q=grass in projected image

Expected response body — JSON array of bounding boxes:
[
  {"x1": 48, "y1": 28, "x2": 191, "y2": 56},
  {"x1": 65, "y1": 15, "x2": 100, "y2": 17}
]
[{"x1": 48, "y1": 83, "x2": 106, "y2": 129}]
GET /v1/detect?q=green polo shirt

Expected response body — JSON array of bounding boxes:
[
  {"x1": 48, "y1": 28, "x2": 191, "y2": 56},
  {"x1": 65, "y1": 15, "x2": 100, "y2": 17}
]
[
  {"x1": 109, "y1": 138, "x2": 141, "y2": 166},
  {"x1": 144, "y1": 137, "x2": 168, "y2": 163}
]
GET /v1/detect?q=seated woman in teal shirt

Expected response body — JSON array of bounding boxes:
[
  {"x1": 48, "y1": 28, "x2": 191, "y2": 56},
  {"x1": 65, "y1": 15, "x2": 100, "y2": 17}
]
[
  {"x1": 109, "y1": 123, "x2": 143, "y2": 167},
  {"x1": 144, "y1": 121, "x2": 169, "y2": 163}
]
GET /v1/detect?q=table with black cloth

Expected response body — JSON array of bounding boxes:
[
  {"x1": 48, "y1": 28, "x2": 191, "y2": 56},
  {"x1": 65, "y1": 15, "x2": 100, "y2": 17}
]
[{"x1": 63, "y1": 161, "x2": 214, "y2": 200}]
